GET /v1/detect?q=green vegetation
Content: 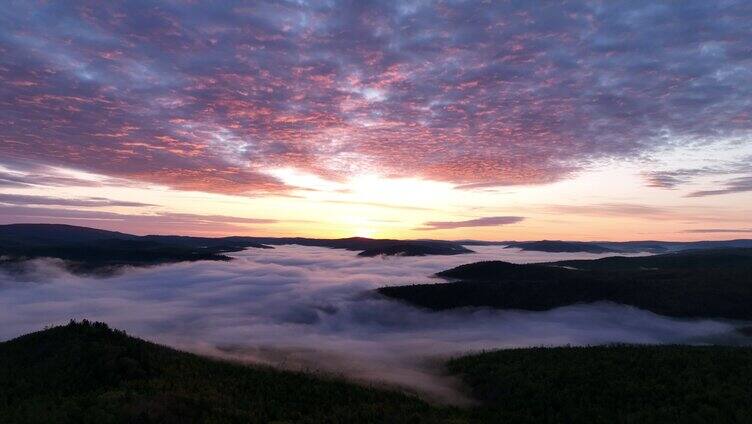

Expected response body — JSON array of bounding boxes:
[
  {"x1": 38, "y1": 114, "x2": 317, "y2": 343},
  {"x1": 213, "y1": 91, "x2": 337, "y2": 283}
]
[
  {"x1": 448, "y1": 345, "x2": 752, "y2": 423},
  {"x1": 3, "y1": 322, "x2": 752, "y2": 423},
  {"x1": 379, "y1": 248, "x2": 752, "y2": 320},
  {"x1": 0, "y1": 321, "x2": 455, "y2": 423}
]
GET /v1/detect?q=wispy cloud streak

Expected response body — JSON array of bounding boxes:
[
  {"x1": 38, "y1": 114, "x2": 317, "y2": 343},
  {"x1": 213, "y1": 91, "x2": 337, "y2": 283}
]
[{"x1": 415, "y1": 216, "x2": 524, "y2": 231}]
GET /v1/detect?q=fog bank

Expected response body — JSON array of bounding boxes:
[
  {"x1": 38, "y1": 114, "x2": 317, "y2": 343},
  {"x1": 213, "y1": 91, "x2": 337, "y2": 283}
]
[{"x1": 0, "y1": 245, "x2": 743, "y2": 403}]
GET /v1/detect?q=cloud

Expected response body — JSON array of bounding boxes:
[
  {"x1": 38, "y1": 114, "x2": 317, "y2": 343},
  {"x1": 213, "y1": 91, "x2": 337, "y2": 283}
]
[
  {"x1": 642, "y1": 154, "x2": 752, "y2": 192},
  {"x1": 548, "y1": 203, "x2": 676, "y2": 219},
  {"x1": 687, "y1": 175, "x2": 752, "y2": 197},
  {"x1": 643, "y1": 172, "x2": 695, "y2": 189},
  {"x1": 0, "y1": 167, "x2": 110, "y2": 189},
  {"x1": 0, "y1": 193, "x2": 153, "y2": 207},
  {"x1": 0, "y1": 205, "x2": 276, "y2": 235},
  {"x1": 683, "y1": 228, "x2": 752, "y2": 233},
  {"x1": 322, "y1": 199, "x2": 433, "y2": 211},
  {"x1": 414, "y1": 216, "x2": 524, "y2": 230},
  {"x1": 1, "y1": 2, "x2": 751, "y2": 192},
  {"x1": 0, "y1": 245, "x2": 736, "y2": 403},
  {"x1": 543, "y1": 202, "x2": 741, "y2": 224}
]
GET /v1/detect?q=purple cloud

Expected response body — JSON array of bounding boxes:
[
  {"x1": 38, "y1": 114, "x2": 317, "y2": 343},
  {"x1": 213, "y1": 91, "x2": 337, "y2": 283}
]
[
  {"x1": 684, "y1": 228, "x2": 752, "y2": 233},
  {"x1": 687, "y1": 176, "x2": 752, "y2": 197},
  {"x1": 0, "y1": 2, "x2": 751, "y2": 193},
  {"x1": 415, "y1": 216, "x2": 524, "y2": 231},
  {"x1": 0, "y1": 205, "x2": 277, "y2": 235},
  {"x1": 0, "y1": 193, "x2": 153, "y2": 207}
]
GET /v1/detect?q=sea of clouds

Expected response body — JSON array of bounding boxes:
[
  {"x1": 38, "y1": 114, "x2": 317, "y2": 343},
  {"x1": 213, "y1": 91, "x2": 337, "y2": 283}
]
[{"x1": 0, "y1": 245, "x2": 746, "y2": 403}]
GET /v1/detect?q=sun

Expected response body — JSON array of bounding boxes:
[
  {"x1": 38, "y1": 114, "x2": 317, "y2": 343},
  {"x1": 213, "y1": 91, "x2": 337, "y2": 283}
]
[{"x1": 354, "y1": 228, "x2": 376, "y2": 238}]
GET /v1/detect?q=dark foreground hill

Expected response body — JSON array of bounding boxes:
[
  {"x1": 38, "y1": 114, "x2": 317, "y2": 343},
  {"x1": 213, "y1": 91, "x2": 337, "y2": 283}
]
[
  {"x1": 0, "y1": 321, "x2": 451, "y2": 424},
  {"x1": 3, "y1": 322, "x2": 752, "y2": 423},
  {"x1": 449, "y1": 345, "x2": 752, "y2": 423},
  {"x1": 378, "y1": 248, "x2": 752, "y2": 320}
]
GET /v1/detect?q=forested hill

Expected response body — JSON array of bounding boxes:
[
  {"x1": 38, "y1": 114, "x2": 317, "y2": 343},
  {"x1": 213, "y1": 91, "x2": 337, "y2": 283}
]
[
  {"x1": 379, "y1": 248, "x2": 752, "y2": 320},
  {"x1": 447, "y1": 345, "x2": 752, "y2": 423},
  {"x1": 358, "y1": 242, "x2": 472, "y2": 257},
  {"x1": 0, "y1": 321, "x2": 449, "y2": 423},
  {"x1": 502, "y1": 240, "x2": 618, "y2": 253},
  {"x1": 0, "y1": 224, "x2": 271, "y2": 274},
  {"x1": 0, "y1": 224, "x2": 472, "y2": 274},
  {"x1": 3, "y1": 322, "x2": 752, "y2": 423}
]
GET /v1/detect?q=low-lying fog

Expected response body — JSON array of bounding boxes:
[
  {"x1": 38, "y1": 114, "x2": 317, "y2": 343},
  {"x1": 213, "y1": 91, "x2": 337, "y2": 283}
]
[{"x1": 0, "y1": 245, "x2": 745, "y2": 403}]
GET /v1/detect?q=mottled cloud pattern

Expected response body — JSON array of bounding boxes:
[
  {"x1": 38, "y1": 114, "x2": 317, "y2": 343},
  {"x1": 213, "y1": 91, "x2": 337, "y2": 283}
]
[{"x1": 1, "y1": 1, "x2": 751, "y2": 193}]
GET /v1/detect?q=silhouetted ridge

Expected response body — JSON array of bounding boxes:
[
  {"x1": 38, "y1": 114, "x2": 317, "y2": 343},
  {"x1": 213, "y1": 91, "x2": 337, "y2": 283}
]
[
  {"x1": 0, "y1": 223, "x2": 271, "y2": 274},
  {"x1": 0, "y1": 223, "x2": 136, "y2": 245},
  {"x1": 437, "y1": 260, "x2": 572, "y2": 280},
  {"x1": 504, "y1": 240, "x2": 617, "y2": 253},
  {"x1": 379, "y1": 248, "x2": 752, "y2": 319},
  {"x1": 0, "y1": 321, "x2": 453, "y2": 423},
  {"x1": 0, "y1": 224, "x2": 474, "y2": 274},
  {"x1": 3, "y1": 322, "x2": 752, "y2": 422},
  {"x1": 358, "y1": 243, "x2": 473, "y2": 257}
]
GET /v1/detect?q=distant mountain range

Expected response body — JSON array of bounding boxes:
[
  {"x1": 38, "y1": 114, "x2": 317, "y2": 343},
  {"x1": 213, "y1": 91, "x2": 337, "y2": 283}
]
[
  {"x1": 0, "y1": 224, "x2": 272, "y2": 274},
  {"x1": 2, "y1": 223, "x2": 752, "y2": 274},
  {"x1": 462, "y1": 239, "x2": 752, "y2": 253},
  {"x1": 502, "y1": 240, "x2": 618, "y2": 253},
  {"x1": 0, "y1": 224, "x2": 474, "y2": 273},
  {"x1": 358, "y1": 242, "x2": 472, "y2": 257}
]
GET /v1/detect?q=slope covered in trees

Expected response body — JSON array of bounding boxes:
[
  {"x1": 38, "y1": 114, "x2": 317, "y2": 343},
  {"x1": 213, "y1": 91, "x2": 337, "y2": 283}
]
[
  {"x1": 0, "y1": 321, "x2": 452, "y2": 423},
  {"x1": 379, "y1": 248, "x2": 752, "y2": 319},
  {"x1": 0, "y1": 224, "x2": 473, "y2": 273},
  {"x1": 358, "y1": 242, "x2": 472, "y2": 257},
  {"x1": 448, "y1": 345, "x2": 752, "y2": 423},
  {"x1": 3, "y1": 322, "x2": 752, "y2": 423},
  {"x1": 503, "y1": 240, "x2": 618, "y2": 253}
]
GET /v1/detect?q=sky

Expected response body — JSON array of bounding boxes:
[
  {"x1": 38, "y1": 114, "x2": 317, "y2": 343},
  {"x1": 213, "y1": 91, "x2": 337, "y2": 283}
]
[{"x1": 1, "y1": 0, "x2": 751, "y2": 240}]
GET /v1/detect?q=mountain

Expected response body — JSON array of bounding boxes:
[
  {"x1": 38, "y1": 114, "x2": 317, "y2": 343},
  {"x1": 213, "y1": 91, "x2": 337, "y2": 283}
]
[
  {"x1": 247, "y1": 236, "x2": 473, "y2": 255},
  {"x1": 0, "y1": 321, "x2": 448, "y2": 423},
  {"x1": 0, "y1": 224, "x2": 271, "y2": 274},
  {"x1": 0, "y1": 224, "x2": 474, "y2": 274},
  {"x1": 460, "y1": 238, "x2": 752, "y2": 253},
  {"x1": 4, "y1": 223, "x2": 752, "y2": 274},
  {"x1": 598, "y1": 239, "x2": 752, "y2": 253},
  {"x1": 448, "y1": 344, "x2": 752, "y2": 423},
  {"x1": 3, "y1": 321, "x2": 751, "y2": 423},
  {"x1": 378, "y1": 248, "x2": 752, "y2": 319},
  {"x1": 140, "y1": 234, "x2": 273, "y2": 250},
  {"x1": 0, "y1": 223, "x2": 136, "y2": 246},
  {"x1": 358, "y1": 242, "x2": 473, "y2": 257},
  {"x1": 503, "y1": 240, "x2": 618, "y2": 253}
]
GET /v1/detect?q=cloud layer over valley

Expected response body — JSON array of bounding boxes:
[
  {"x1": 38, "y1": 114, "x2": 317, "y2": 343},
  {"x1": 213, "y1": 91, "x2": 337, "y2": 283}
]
[{"x1": 0, "y1": 246, "x2": 744, "y2": 403}]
